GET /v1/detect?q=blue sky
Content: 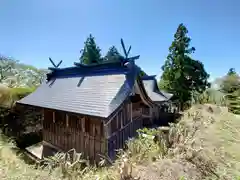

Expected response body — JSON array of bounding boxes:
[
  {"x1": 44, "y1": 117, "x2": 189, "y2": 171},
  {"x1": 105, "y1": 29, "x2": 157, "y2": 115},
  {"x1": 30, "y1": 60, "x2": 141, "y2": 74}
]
[{"x1": 0, "y1": 0, "x2": 239, "y2": 81}]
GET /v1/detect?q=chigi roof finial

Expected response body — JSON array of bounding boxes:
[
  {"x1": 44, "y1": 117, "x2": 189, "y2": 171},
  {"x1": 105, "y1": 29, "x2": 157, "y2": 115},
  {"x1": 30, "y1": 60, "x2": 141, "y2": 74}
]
[
  {"x1": 120, "y1": 38, "x2": 140, "y2": 64},
  {"x1": 48, "y1": 57, "x2": 63, "y2": 71},
  {"x1": 46, "y1": 57, "x2": 63, "y2": 82}
]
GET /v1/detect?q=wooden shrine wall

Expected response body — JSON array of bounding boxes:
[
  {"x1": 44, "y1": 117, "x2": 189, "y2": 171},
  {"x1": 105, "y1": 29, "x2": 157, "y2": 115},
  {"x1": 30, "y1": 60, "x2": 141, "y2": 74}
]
[
  {"x1": 42, "y1": 108, "x2": 106, "y2": 163},
  {"x1": 105, "y1": 100, "x2": 144, "y2": 160}
]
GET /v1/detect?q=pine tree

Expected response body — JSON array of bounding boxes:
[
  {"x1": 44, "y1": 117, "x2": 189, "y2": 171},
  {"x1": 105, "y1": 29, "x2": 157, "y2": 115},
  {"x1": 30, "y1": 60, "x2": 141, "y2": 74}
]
[
  {"x1": 220, "y1": 70, "x2": 240, "y2": 114},
  {"x1": 227, "y1": 68, "x2": 236, "y2": 76},
  {"x1": 160, "y1": 23, "x2": 209, "y2": 109},
  {"x1": 104, "y1": 46, "x2": 124, "y2": 62},
  {"x1": 79, "y1": 34, "x2": 102, "y2": 65}
]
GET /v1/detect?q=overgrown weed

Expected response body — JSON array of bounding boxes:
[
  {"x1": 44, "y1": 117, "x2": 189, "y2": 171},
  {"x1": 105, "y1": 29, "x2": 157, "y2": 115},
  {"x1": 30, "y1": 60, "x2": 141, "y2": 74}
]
[{"x1": 0, "y1": 104, "x2": 240, "y2": 180}]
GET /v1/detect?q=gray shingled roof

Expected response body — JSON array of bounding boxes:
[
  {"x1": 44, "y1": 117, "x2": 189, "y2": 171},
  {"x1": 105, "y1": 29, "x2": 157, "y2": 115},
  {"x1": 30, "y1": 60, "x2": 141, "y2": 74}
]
[
  {"x1": 17, "y1": 74, "x2": 133, "y2": 118},
  {"x1": 142, "y1": 79, "x2": 168, "y2": 102}
]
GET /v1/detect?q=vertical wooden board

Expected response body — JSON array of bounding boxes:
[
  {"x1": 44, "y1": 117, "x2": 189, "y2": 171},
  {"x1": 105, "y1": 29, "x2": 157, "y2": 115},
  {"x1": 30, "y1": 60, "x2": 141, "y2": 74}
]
[
  {"x1": 85, "y1": 134, "x2": 90, "y2": 159},
  {"x1": 100, "y1": 138, "x2": 106, "y2": 155},
  {"x1": 58, "y1": 126, "x2": 61, "y2": 148},
  {"x1": 65, "y1": 128, "x2": 69, "y2": 151},
  {"x1": 57, "y1": 126, "x2": 61, "y2": 149},
  {"x1": 113, "y1": 135, "x2": 117, "y2": 159},
  {"x1": 48, "y1": 124, "x2": 51, "y2": 143},
  {"x1": 116, "y1": 131, "x2": 119, "y2": 150},
  {"x1": 56, "y1": 127, "x2": 61, "y2": 150},
  {"x1": 94, "y1": 139, "x2": 101, "y2": 163},
  {"x1": 126, "y1": 124, "x2": 130, "y2": 140},
  {"x1": 72, "y1": 128, "x2": 75, "y2": 151},
  {"x1": 68, "y1": 128, "x2": 73, "y2": 151},
  {"x1": 108, "y1": 135, "x2": 117, "y2": 160},
  {"x1": 131, "y1": 122, "x2": 135, "y2": 137},
  {"x1": 82, "y1": 133, "x2": 86, "y2": 158},
  {"x1": 80, "y1": 132, "x2": 84, "y2": 156},
  {"x1": 52, "y1": 126, "x2": 55, "y2": 146},
  {"x1": 129, "y1": 122, "x2": 132, "y2": 138},
  {"x1": 71, "y1": 128, "x2": 74, "y2": 151},
  {"x1": 119, "y1": 130, "x2": 123, "y2": 150},
  {"x1": 133, "y1": 120, "x2": 137, "y2": 137},
  {"x1": 125, "y1": 127, "x2": 129, "y2": 144},
  {"x1": 62, "y1": 128, "x2": 65, "y2": 149},
  {"x1": 89, "y1": 136, "x2": 95, "y2": 161},
  {"x1": 124, "y1": 126, "x2": 128, "y2": 142},
  {"x1": 79, "y1": 132, "x2": 83, "y2": 153},
  {"x1": 123, "y1": 128, "x2": 127, "y2": 144},
  {"x1": 132, "y1": 121, "x2": 135, "y2": 136},
  {"x1": 118, "y1": 130, "x2": 121, "y2": 150},
  {"x1": 76, "y1": 131, "x2": 80, "y2": 153},
  {"x1": 128, "y1": 123, "x2": 131, "y2": 138},
  {"x1": 122, "y1": 129, "x2": 125, "y2": 149},
  {"x1": 59, "y1": 127, "x2": 62, "y2": 149},
  {"x1": 107, "y1": 138, "x2": 113, "y2": 160},
  {"x1": 75, "y1": 132, "x2": 80, "y2": 153},
  {"x1": 51, "y1": 125, "x2": 54, "y2": 145},
  {"x1": 73, "y1": 128, "x2": 76, "y2": 151},
  {"x1": 64, "y1": 128, "x2": 67, "y2": 151},
  {"x1": 52, "y1": 124, "x2": 55, "y2": 146}
]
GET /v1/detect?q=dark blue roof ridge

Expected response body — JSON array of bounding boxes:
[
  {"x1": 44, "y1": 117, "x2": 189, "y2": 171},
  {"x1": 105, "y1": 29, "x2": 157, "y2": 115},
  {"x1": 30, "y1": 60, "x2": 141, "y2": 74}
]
[
  {"x1": 48, "y1": 61, "x2": 124, "y2": 73},
  {"x1": 141, "y1": 75, "x2": 156, "y2": 80},
  {"x1": 46, "y1": 60, "x2": 140, "y2": 81}
]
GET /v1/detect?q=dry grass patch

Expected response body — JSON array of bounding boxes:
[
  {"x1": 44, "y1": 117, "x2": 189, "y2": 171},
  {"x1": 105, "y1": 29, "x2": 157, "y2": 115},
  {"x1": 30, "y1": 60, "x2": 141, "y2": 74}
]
[
  {"x1": 0, "y1": 104, "x2": 240, "y2": 180},
  {"x1": 133, "y1": 104, "x2": 240, "y2": 180}
]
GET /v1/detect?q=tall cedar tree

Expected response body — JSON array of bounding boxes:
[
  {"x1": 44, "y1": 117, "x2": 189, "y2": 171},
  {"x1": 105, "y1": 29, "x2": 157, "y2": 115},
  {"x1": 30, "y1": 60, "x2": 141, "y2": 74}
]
[
  {"x1": 104, "y1": 46, "x2": 124, "y2": 62},
  {"x1": 104, "y1": 46, "x2": 147, "y2": 76},
  {"x1": 161, "y1": 23, "x2": 209, "y2": 108},
  {"x1": 220, "y1": 69, "x2": 240, "y2": 114},
  {"x1": 227, "y1": 68, "x2": 236, "y2": 76},
  {"x1": 221, "y1": 68, "x2": 240, "y2": 94},
  {"x1": 80, "y1": 34, "x2": 102, "y2": 65}
]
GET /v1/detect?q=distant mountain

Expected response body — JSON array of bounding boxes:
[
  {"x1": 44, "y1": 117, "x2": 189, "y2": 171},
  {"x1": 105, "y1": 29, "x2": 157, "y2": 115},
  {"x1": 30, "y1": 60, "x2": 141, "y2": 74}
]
[{"x1": 0, "y1": 56, "x2": 48, "y2": 88}]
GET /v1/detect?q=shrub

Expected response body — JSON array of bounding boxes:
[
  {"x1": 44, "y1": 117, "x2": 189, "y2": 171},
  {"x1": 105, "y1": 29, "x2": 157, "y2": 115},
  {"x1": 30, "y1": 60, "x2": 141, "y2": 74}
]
[{"x1": 10, "y1": 87, "x2": 36, "y2": 101}]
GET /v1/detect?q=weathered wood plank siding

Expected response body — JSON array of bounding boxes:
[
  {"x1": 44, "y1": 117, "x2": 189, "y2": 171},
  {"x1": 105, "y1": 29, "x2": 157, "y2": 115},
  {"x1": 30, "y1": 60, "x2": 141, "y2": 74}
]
[
  {"x1": 42, "y1": 108, "x2": 106, "y2": 163},
  {"x1": 106, "y1": 99, "x2": 144, "y2": 160}
]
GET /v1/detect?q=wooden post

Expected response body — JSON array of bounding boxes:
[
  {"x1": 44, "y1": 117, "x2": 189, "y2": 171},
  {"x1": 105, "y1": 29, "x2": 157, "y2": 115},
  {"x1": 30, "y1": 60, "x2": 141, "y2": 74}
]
[
  {"x1": 116, "y1": 112, "x2": 119, "y2": 129},
  {"x1": 53, "y1": 111, "x2": 55, "y2": 123},
  {"x1": 150, "y1": 107, "x2": 153, "y2": 125},
  {"x1": 66, "y1": 114, "x2": 69, "y2": 127},
  {"x1": 81, "y1": 117, "x2": 85, "y2": 132},
  {"x1": 130, "y1": 103, "x2": 132, "y2": 122},
  {"x1": 104, "y1": 123, "x2": 110, "y2": 138},
  {"x1": 41, "y1": 108, "x2": 44, "y2": 126},
  {"x1": 120, "y1": 110, "x2": 123, "y2": 129}
]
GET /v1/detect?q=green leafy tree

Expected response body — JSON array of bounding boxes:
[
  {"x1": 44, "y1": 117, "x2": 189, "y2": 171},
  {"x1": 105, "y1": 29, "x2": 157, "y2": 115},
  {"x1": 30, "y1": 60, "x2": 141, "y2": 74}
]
[
  {"x1": 160, "y1": 23, "x2": 209, "y2": 109},
  {"x1": 79, "y1": 34, "x2": 102, "y2": 65}
]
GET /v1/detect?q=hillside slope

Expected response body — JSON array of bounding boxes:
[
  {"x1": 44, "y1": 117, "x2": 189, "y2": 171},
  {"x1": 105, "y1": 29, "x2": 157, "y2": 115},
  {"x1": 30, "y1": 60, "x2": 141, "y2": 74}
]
[
  {"x1": 0, "y1": 104, "x2": 239, "y2": 180},
  {"x1": 134, "y1": 104, "x2": 240, "y2": 179},
  {"x1": 0, "y1": 57, "x2": 48, "y2": 88}
]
